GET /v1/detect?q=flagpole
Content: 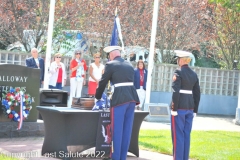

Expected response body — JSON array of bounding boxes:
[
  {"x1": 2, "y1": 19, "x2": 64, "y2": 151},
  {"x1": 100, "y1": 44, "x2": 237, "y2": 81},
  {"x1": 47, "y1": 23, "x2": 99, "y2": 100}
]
[
  {"x1": 145, "y1": 0, "x2": 159, "y2": 104},
  {"x1": 234, "y1": 71, "x2": 240, "y2": 125},
  {"x1": 43, "y1": 0, "x2": 56, "y2": 89}
]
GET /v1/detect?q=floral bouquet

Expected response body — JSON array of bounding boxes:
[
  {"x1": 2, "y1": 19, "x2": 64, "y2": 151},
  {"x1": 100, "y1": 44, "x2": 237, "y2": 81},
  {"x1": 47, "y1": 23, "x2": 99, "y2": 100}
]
[{"x1": 1, "y1": 87, "x2": 32, "y2": 122}]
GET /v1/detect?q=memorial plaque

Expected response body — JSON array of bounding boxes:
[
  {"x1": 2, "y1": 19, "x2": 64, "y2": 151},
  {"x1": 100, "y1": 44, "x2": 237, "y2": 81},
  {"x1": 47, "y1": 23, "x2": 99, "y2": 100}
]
[
  {"x1": 149, "y1": 105, "x2": 169, "y2": 116},
  {"x1": 0, "y1": 64, "x2": 40, "y2": 122},
  {"x1": 144, "y1": 103, "x2": 170, "y2": 122}
]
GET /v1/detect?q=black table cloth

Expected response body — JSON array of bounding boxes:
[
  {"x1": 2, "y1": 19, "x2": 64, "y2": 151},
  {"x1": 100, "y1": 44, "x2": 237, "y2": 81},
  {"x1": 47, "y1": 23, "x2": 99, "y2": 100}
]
[{"x1": 37, "y1": 106, "x2": 148, "y2": 159}]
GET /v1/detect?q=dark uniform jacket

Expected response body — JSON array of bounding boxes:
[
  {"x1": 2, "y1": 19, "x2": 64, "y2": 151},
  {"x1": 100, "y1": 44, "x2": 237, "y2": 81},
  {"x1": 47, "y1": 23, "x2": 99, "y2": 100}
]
[
  {"x1": 26, "y1": 57, "x2": 45, "y2": 82},
  {"x1": 95, "y1": 56, "x2": 140, "y2": 107},
  {"x1": 171, "y1": 64, "x2": 200, "y2": 113}
]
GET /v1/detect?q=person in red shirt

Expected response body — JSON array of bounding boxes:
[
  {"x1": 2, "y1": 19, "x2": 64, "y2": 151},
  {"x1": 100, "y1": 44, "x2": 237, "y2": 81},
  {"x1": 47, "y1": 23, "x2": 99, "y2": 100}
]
[
  {"x1": 133, "y1": 60, "x2": 148, "y2": 110},
  {"x1": 69, "y1": 50, "x2": 87, "y2": 100},
  {"x1": 48, "y1": 53, "x2": 67, "y2": 89}
]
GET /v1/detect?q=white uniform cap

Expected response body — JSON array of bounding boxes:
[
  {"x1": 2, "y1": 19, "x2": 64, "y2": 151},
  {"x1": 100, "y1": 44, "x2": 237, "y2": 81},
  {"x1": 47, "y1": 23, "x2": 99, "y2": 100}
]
[
  {"x1": 174, "y1": 50, "x2": 192, "y2": 58},
  {"x1": 103, "y1": 46, "x2": 122, "y2": 53}
]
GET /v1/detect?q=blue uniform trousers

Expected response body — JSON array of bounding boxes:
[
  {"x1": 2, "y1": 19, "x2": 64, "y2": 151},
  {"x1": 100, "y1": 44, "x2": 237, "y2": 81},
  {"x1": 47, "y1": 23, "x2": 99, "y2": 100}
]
[
  {"x1": 171, "y1": 110, "x2": 193, "y2": 160},
  {"x1": 110, "y1": 102, "x2": 135, "y2": 160}
]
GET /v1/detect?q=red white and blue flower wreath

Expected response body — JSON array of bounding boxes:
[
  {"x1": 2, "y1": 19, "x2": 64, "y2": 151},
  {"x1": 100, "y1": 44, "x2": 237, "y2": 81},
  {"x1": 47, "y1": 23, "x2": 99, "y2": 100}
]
[{"x1": 1, "y1": 87, "x2": 32, "y2": 123}]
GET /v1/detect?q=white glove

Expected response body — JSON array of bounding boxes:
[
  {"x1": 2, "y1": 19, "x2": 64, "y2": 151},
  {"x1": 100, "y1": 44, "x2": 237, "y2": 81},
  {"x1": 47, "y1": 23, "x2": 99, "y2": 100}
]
[
  {"x1": 171, "y1": 110, "x2": 178, "y2": 116},
  {"x1": 193, "y1": 113, "x2": 197, "y2": 118}
]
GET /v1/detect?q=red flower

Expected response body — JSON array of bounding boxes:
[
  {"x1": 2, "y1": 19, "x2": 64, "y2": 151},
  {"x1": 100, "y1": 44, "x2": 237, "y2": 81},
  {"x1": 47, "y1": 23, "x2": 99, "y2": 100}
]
[
  {"x1": 7, "y1": 93, "x2": 12, "y2": 97},
  {"x1": 8, "y1": 114, "x2": 14, "y2": 119},
  {"x1": 25, "y1": 95, "x2": 28, "y2": 99},
  {"x1": 15, "y1": 88, "x2": 20, "y2": 92}
]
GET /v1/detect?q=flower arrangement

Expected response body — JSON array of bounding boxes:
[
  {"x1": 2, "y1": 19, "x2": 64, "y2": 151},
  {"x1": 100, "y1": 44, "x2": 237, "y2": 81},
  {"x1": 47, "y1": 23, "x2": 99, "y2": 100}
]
[{"x1": 1, "y1": 87, "x2": 32, "y2": 122}]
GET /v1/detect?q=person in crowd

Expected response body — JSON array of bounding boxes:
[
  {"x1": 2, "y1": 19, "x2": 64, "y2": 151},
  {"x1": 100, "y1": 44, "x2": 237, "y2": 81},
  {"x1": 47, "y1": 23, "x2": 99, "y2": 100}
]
[
  {"x1": 48, "y1": 53, "x2": 67, "y2": 89},
  {"x1": 95, "y1": 46, "x2": 140, "y2": 160},
  {"x1": 26, "y1": 48, "x2": 45, "y2": 87},
  {"x1": 170, "y1": 50, "x2": 200, "y2": 160},
  {"x1": 88, "y1": 52, "x2": 104, "y2": 97},
  {"x1": 69, "y1": 50, "x2": 87, "y2": 99},
  {"x1": 134, "y1": 60, "x2": 148, "y2": 110}
]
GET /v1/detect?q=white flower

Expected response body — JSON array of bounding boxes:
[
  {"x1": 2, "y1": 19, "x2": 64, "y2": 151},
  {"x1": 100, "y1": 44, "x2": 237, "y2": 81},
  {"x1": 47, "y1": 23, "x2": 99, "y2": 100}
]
[
  {"x1": 8, "y1": 102, "x2": 12, "y2": 105},
  {"x1": 6, "y1": 109, "x2": 11, "y2": 114},
  {"x1": 23, "y1": 106, "x2": 26, "y2": 110},
  {"x1": 14, "y1": 113, "x2": 19, "y2": 118},
  {"x1": 23, "y1": 98, "x2": 26, "y2": 102},
  {"x1": 30, "y1": 106, "x2": 32, "y2": 110},
  {"x1": 23, "y1": 112, "x2": 27, "y2": 118},
  {"x1": 20, "y1": 91, "x2": 24, "y2": 95}
]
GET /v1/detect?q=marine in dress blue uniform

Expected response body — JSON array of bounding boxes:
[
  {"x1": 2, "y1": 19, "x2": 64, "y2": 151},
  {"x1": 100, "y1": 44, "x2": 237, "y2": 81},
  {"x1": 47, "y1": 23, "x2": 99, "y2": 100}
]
[
  {"x1": 171, "y1": 50, "x2": 201, "y2": 160},
  {"x1": 95, "y1": 46, "x2": 140, "y2": 160}
]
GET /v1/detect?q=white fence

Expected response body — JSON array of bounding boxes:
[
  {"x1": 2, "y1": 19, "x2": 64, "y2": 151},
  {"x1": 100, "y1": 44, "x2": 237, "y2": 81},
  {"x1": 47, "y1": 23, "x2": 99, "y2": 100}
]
[
  {"x1": 152, "y1": 64, "x2": 239, "y2": 96},
  {"x1": 1, "y1": 51, "x2": 239, "y2": 96}
]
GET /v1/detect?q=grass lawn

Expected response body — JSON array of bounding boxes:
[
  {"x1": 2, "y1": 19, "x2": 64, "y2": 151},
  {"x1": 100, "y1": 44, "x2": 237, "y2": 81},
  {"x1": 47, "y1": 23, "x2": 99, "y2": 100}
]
[
  {"x1": 0, "y1": 154, "x2": 19, "y2": 160},
  {"x1": 139, "y1": 130, "x2": 240, "y2": 160}
]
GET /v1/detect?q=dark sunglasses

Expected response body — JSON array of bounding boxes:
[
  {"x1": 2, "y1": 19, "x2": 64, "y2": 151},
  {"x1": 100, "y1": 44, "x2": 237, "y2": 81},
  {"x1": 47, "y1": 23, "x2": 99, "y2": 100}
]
[
  {"x1": 56, "y1": 57, "x2": 62, "y2": 58},
  {"x1": 75, "y1": 53, "x2": 81, "y2": 55}
]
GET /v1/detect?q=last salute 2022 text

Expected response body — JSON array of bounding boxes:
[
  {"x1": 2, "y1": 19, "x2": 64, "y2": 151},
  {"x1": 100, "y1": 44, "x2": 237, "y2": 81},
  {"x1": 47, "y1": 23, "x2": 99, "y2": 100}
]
[{"x1": 44, "y1": 151, "x2": 105, "y2": 158}]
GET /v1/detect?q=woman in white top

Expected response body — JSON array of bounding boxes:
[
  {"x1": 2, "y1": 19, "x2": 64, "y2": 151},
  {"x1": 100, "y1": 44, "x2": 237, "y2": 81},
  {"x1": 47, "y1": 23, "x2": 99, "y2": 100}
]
[
  {"x1": 48, "y1": 53, "x2": 67, "y2": 89},
  {"x1": 88, "y1": 52, "x2": 104, "y2": 97}
]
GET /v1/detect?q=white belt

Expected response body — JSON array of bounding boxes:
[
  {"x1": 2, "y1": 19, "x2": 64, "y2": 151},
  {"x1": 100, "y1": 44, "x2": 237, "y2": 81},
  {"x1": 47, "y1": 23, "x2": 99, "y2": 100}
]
[
  {"x1": 179, "y1": 90, "x2": 192, "y2": 94},
  {"x1": 114, "y1": 82, "x2": 133, "y2": 87}
]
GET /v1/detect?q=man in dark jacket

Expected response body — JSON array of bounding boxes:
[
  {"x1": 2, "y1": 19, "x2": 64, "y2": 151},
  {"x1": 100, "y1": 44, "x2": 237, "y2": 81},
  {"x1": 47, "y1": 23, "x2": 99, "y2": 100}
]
[
  {"x1": 26, "y1": 48, "x2": 45, "y2": 87},
  {"x1": 171, "y1": 50, "x2": 201, "y2": 160},
  {"x1": 95, "y1": 46, "x2": 139, "y2": 160}
]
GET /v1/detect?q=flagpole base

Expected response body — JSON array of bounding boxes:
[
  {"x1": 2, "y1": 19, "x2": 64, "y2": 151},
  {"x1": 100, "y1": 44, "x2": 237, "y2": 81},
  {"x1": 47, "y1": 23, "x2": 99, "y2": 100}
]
[{"x1": 233, "y1": 108, "x2": 240, "y2": 125}]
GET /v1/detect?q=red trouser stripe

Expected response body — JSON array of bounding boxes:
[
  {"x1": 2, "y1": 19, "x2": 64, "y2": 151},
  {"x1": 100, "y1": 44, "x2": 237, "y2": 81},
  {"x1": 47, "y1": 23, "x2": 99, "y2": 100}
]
[
  {"x1": 172, "y1": 116, "x2": 176, "y2": 160},
  {"x1": 110, "y1": 107, "x2": 114, "y2": 157}
]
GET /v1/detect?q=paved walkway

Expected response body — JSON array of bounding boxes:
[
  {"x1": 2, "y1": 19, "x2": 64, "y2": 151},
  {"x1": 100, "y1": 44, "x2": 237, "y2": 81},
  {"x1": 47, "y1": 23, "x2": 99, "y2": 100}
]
[
  {"x1": 142, "y1": 114, "x2": 240, "y2": 131},
  {"x1": 0, "y1": 115, "x2": 239, "y2": 160}
]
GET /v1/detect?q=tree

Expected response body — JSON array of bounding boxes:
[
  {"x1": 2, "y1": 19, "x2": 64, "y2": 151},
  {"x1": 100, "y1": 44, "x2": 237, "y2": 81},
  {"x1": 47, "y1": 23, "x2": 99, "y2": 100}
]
[
  {"x1": 209, "y1": 0, "x2": 240, "y2": 69},
  {"x1": 77, "y1": 0, "x2": 153, "y2": 58},
  {"x1": 40, "y1": 0, "x2": 85, "y2": 55},
  {"x1": 0, "y1": 0, "x2": 82, "y2": 53},
  {"x1": 0, "y1": 0, "x2": 49, "y2": 52},
  {"x1": 154, "y1": 0, "x2": 216, "y2": 64}
]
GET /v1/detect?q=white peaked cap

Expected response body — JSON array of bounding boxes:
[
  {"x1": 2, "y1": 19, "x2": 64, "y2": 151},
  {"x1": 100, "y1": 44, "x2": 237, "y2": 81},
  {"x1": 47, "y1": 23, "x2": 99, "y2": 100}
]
[
  {"x1": 103, "y1": 46, "x2": 122, "y2": 53},
  {"x1": 174, "y1": 50, "x2": 192, "y2": 58}
]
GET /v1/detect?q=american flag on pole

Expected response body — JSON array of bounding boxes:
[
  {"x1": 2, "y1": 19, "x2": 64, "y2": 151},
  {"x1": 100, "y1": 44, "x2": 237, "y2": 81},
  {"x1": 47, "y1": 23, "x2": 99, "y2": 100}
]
[
  {"x1": 110, "y1": 8, "x2": 125, "y2": 52},
  {"x1": 110, "y1": 15, "x2": 118, "y2": 46},
  {"x1": 17, "y1": 94, "x2": 23, "y2": 130}
]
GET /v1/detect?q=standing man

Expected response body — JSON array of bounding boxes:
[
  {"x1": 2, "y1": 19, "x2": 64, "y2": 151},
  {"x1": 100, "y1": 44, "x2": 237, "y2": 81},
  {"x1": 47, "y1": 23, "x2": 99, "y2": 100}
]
[
  {"x1": 171, "y1": 50, "x2": 201, "y2": 160},
  {"x1": 95, "y1": 46, "x2": 139, "y2": 160},
  {"x1": 26, "y1": 48, "x2": 45, "y2": 87}
]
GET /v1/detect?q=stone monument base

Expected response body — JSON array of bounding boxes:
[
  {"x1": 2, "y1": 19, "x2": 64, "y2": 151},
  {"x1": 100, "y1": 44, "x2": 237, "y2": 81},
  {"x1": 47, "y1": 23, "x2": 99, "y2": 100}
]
[{"x1": 0, "y1": 120, "x2": 45, "y2": 138}]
